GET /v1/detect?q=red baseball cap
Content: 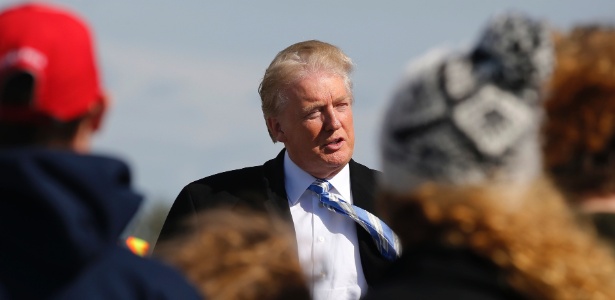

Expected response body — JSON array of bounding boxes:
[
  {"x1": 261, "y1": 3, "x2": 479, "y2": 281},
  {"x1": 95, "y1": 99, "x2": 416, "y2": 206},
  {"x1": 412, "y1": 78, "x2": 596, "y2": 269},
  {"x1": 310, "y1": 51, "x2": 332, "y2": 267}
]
[{"x1": 0, "y1": 3, "x2": 103, "y2": 123}]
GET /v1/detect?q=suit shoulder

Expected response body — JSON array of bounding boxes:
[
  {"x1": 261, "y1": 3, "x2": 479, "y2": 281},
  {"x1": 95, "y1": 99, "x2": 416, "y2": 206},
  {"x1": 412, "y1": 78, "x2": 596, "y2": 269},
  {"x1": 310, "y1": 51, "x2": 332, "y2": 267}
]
[
  {"x1": 350, "y1": 160, "x2": 382, "y2": 176},
  {"x1": 182, "y1": 166, "x2": 266, "y2": 196},
  {"x1": 183, "y1": 165, "x2": 265, "y2": 193}
]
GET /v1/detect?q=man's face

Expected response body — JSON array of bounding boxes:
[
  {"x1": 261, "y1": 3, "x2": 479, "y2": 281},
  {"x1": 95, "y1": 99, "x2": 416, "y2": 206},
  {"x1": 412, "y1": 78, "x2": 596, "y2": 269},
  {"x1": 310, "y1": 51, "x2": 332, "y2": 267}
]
[{"x1": 268, "y1": 73, "x2": 355, "y2": 179}]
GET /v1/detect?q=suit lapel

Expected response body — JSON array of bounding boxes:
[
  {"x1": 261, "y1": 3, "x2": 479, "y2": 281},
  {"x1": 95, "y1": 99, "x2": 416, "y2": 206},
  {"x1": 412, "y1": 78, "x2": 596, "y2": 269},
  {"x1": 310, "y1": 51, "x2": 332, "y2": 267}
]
[
  {"x1": 349, "y1": 159, "x2": 393, "y2": 284},
  {"x1": 262, "y1": 149, "x2": 295, "y2": 229},
  {"x1": 349, "y1": 159, "x2": 376, "y2": 214}
]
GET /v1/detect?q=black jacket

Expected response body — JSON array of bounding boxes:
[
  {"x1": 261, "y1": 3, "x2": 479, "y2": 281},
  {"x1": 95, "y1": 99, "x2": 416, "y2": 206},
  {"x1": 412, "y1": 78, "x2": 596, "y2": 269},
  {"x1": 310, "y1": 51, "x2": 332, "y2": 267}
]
[
  {"x1": 0, "y1": 148, "x2": 200, "y2": 299},
  {"x1": 362, "y1": 245, "x2": 525, "y2": 300},
  {"x1": 157, "y1": 149, "x2": 391, "y2": 285}
]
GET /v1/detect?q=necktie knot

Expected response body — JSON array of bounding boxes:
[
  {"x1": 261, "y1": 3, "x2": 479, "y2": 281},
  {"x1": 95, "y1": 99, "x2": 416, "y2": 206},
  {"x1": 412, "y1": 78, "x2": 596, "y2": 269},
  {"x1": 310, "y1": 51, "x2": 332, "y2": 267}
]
[
  {"x1": 308, "y1": 179, "x2": 331, "y2": 195},
  {"x1": 308, "y1": 179, "x2": 339, "y2": 213}
]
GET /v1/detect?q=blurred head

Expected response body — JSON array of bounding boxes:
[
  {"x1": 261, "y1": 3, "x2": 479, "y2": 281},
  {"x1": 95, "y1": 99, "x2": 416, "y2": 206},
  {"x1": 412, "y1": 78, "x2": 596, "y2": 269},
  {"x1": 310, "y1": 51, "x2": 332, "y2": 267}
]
[
  {"x1": 157, "y1": 208, "x2": 310, "y2": 300},
  {"x1": 379, "y1": 13, "x2": 553, "y2": 195},
  {"x1": 375, "y1": 15, "x2": 615, "y2": 299},
  {"x1": 542, "y1": 25, "x2": 615, "y2": 202},
  {"x1": 261, "y1": 40, "x2": 355, "y2": 178},
  {"x1": 0, "y1": 3, "x2": 106, "y2": 152}
]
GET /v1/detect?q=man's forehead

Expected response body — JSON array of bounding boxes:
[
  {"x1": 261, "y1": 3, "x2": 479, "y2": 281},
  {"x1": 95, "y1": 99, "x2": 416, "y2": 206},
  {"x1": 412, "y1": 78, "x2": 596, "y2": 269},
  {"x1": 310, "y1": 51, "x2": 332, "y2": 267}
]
[{"x1": 287, "y1": 77, "x2": 350, "y2": 100}]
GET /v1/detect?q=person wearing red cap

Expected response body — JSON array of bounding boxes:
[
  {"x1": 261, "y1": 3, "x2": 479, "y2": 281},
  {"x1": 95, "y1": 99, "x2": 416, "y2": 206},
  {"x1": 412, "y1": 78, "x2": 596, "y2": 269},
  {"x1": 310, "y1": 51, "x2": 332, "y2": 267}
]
[{"x1": 0, "y1": 3, "x2": 201, "y2": 299}]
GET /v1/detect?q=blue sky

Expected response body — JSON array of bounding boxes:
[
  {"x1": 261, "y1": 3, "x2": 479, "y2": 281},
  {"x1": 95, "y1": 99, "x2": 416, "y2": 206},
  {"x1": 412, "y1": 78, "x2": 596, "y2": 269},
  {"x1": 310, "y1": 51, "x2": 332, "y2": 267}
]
[{"x1": 6, "y1": 0, "x2": 613, "y2": 206}]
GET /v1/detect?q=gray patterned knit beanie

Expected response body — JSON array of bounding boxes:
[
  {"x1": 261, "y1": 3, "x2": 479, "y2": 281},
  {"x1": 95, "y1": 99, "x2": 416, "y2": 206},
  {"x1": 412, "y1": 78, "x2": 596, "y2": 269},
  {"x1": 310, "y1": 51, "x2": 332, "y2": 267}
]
[{"x1": 380, "y1": 13, "x2": 553, "y2": 194}]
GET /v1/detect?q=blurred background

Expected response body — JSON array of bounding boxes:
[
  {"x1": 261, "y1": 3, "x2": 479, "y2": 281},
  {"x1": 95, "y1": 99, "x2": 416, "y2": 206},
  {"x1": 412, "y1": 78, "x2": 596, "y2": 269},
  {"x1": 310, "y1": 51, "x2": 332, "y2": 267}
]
[{"x1": 4, "y1": 0, "x2": 613, "y2": 246}]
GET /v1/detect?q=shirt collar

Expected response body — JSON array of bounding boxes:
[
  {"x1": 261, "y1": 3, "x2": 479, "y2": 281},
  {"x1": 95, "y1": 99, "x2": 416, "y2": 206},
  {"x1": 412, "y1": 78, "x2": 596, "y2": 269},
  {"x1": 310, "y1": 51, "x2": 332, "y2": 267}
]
[{"x1": 284, "y1": 151, "x2": 352, "y2": 206}]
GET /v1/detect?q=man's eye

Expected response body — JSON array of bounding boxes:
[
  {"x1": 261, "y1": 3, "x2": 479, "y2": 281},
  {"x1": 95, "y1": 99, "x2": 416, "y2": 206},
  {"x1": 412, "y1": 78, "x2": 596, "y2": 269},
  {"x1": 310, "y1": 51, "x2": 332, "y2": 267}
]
[{"x1": 306, "y1": 111, "x2": 320, "y2": 119}]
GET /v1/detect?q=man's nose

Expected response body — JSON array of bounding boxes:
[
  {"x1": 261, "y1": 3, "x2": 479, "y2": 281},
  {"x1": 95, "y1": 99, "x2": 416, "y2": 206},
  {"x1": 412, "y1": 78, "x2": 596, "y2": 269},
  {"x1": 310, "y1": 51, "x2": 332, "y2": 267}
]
[{"x1": 324, "y1": 106, "x2": 341, "y2": 131}]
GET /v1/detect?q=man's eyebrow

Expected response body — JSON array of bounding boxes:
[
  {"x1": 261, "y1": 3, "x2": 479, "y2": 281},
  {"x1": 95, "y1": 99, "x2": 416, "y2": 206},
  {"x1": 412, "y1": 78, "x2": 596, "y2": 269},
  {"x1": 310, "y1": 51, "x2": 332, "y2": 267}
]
[
  {"x1": 301, "y1": 96, "x2": 353, "y2": 113},
  {"x1": 333, "y1": 95, "x2": 353, "y2": 103},
  {"x1": 301, "y1": 102, "x2": 322, "y2": 113}
]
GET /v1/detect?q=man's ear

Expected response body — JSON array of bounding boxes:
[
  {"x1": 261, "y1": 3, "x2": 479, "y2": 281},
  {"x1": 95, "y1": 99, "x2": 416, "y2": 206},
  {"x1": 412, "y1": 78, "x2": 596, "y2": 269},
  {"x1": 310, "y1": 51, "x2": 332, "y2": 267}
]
[
  {"x1": 266, "y1": 116, "x2": 287, "y2": 143},
  {"x1": 69, "y1": 95, "x2": 109, "y2": 153},
  {"x1": 90, "y1": 94, "x2": 109, "y2": 132}
]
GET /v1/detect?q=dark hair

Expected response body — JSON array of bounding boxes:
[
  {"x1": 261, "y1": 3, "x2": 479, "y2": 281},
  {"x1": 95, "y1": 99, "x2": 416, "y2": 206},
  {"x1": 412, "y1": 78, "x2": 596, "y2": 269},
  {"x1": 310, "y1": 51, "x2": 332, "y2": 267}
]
[
  {"x1": 0, "y1": 71, "x2": 82, "y2": 148},
  {"x1": 0, "y1": 120, "x2": 81, "y2": 148}
]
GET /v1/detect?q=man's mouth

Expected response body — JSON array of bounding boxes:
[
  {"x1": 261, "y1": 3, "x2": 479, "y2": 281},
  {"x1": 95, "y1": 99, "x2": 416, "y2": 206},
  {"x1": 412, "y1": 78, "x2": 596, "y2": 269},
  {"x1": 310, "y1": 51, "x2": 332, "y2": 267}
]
[{"x1": 323, "y1": 138, "x2": 344, "y2": 150}]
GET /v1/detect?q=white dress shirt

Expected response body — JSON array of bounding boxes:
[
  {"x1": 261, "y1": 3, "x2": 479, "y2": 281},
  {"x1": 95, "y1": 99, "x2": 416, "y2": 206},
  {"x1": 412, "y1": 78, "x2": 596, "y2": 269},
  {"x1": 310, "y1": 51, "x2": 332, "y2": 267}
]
[{"x1": 284, "y1": 152, "x2": 367, "y2": 300}]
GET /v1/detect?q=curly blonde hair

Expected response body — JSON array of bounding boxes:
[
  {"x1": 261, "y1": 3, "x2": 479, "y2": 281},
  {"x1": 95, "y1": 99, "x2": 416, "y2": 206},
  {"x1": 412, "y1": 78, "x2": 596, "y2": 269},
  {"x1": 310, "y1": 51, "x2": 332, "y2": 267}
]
[
  {"x1": 378, "y1": 179, "x2": 615, "y2": 299},
  {"x1": 542, "y1": 26, "x2": 615, "y2": 200},
  {"x1": 156, "y1": 208, "x2": 309, "y2": 300}
]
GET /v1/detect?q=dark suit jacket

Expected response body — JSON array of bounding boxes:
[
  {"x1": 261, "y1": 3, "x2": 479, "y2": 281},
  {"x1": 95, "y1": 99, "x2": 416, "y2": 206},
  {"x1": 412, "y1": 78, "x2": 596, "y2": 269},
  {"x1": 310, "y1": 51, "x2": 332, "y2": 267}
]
[
  {"x1": 156, "y1": 149, "x2": 391, "y2": 285},
  {"x1": 362, "y1": 245, "x2": 524, "y2": 300}
]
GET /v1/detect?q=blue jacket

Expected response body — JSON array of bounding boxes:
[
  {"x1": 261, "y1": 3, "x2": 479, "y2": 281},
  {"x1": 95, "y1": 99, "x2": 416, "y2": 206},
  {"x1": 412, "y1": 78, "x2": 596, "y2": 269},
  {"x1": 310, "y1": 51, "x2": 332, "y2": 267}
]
[{"x1": 0, "y1": 148, "x2": 201, "y2": 299}]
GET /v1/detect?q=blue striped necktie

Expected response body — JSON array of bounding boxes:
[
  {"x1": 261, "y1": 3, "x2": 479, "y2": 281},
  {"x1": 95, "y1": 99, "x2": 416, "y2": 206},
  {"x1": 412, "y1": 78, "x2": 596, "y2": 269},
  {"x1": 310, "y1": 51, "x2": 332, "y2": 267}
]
[{"x1": 308, "y1": 179, "x2": 401, "y2": 261}]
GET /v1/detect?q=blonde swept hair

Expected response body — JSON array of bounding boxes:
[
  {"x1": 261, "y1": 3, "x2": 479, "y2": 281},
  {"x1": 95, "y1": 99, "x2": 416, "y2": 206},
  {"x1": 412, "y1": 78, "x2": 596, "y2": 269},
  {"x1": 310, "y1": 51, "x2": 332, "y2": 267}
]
[
  {"x1": 258, "y1": 40, "x2": 353, "y2": 142},
  {"x1": 377, "y1": 179, "x2": 615, "y2": 299},
  {"x1": 157, "y1": 208, "x2": 310, "y2": 300}
]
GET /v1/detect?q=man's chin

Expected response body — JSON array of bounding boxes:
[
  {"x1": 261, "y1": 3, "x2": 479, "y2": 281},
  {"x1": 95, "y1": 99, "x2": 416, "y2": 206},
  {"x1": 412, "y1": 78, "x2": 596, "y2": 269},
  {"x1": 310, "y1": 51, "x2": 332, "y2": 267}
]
[{"x1": 320, "y1": 152, "x2": 352, "y2": 168}]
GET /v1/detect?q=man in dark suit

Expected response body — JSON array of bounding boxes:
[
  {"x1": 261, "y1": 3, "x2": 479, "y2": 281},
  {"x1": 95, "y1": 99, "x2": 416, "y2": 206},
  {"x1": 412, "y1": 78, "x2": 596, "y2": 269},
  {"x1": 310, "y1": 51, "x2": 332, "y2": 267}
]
[{"x1": 158, "y1": 40, "x2": 393, "y2": 300}]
